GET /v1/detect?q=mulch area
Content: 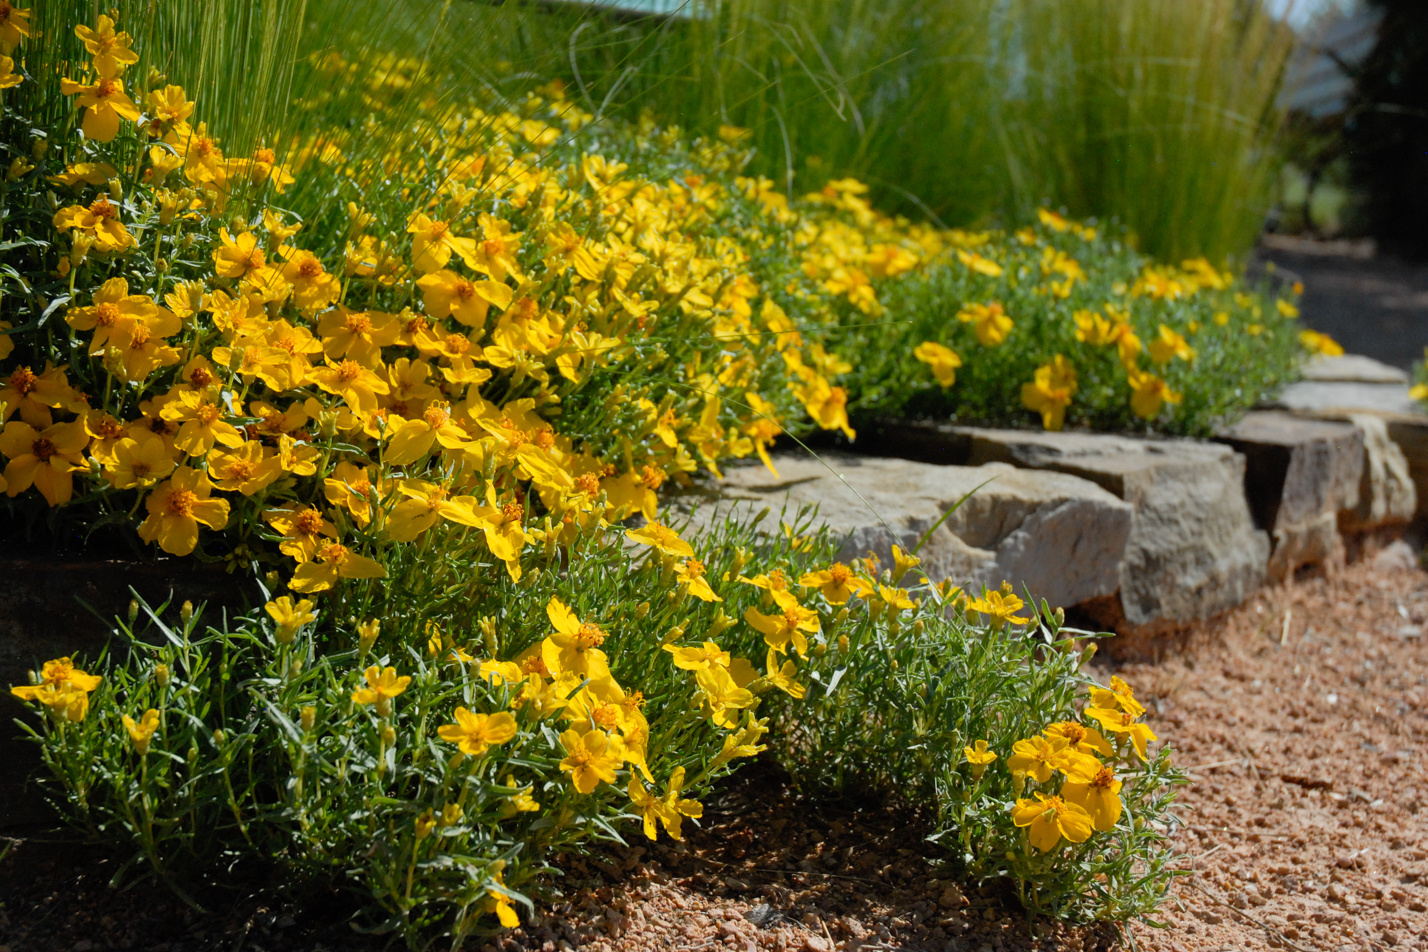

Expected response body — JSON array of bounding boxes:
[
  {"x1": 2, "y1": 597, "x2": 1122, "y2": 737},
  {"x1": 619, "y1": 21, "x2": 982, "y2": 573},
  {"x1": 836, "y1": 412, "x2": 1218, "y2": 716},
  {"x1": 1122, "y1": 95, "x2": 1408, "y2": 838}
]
[{"x1": 3, "y1": 550, "x2": 1427, "y2": 952}]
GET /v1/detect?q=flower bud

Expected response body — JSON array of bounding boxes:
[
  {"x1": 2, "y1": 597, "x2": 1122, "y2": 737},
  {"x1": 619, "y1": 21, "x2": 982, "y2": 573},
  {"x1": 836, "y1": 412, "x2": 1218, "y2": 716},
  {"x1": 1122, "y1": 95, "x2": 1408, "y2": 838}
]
[
  {"x1": 813, "y1": 643, "x2": 827, "y2": 658},
  {"x1": 731, "y1": 548, "x2": 750, "y2": 577},
  {"x1": 107, "y1": 178, "x2": 123, "y2": 201},
  {"x1": 213, "y1": 729, "x2": 226, "y2": 746},
  {"x1": 1080, "y1": 643, "x2": 1098, "y2": 665},
  {"x1": 6, "y1": 156, "x2": 33, "y2": 181},
  {"x1": 633, "y1": 601, "x2": 650, "y2": 620},
  {"x1": 155, "y1": 664, "x2": 171, "y2": 688},
  {"x1": 707, "y1": 610, "x2": 734, "y2": 638},
  {"x1": 837, "y1": 634, "x2": 849, "y2": 652},
  {"x1": 358, "y1": 619, "x2": 380, "y2": 655},
  {"x1": 128, "y1": 599, "x2": 140, "y2": 625},
  {"x1": 31, "y1": 137, "x2": 47, "y2": 159},
  {"x1": 70, "y1": 233, "x2": 94, "y2": 268},
  {"x1": 662, "y1": 625, "x2": 684, "y2": 645},
  {"x1": 381, "y1": 725, "x2": 396, "y2": 747},
  {"x1": 180, "y1": 600, "x2": 194, "y2": 625},
  {"x1": 300, "y1": 706, "x2": 316, "y2": 732},
  {"x1": 415, "y1": 809, "x2": 436, "y2": 840}
]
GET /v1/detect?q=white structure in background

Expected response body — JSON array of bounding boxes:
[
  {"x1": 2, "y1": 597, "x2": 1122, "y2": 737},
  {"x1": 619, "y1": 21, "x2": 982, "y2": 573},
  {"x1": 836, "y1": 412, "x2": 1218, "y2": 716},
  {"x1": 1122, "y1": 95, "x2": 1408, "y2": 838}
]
[{"x1": 1282, "y1": 5, "x2": 1382, "y2": 119}]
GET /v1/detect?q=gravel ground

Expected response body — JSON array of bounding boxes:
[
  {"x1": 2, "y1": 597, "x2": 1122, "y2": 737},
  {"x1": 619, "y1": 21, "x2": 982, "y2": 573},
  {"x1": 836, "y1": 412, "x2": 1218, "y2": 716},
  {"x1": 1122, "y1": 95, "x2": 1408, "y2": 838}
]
[{"x1": 3, "y1": 549, "x2": 1427, "y2": 952}]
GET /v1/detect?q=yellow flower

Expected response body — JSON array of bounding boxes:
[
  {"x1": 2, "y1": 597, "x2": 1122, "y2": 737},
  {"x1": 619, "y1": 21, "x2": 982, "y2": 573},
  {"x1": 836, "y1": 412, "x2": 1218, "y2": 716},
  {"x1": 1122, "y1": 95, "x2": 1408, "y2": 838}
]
[
  {"x1": 1147, "y1": 325, "x2": 1195, "y2": 364},
  {"x1": 289, "y1": 541, "x2": 387, "y2": 593},
  {"x1": 912, "y1": 340, "x2": 962, "y2": 388},
  {"x1": 662, "y1": 640, "x2": 731, "y2": 672},
  {"x1": 1073, "y1": 309, "x2": 1116, "y2": 346},
  {"x1": 499, "y1": 774, "x2": 541, "y2": 817},
  {"x1": 963, "y1": 589, "x2": 1030, "y2": 627},
  {"x1": 694, "y1": 663, "x2": 758, "y2": 728},
  {"x1": 415, "y1": 268, "x2": 513, "y2": 329},
  {"x1": 53, "y1": 196, "x2": 134, "y2": 253},
  {"x1": 625, "y1": 521, "x2": 695, "y2": 558},
  {"x1": 1126, "y1": 367, "x2": 1181, "y2": 421},
  {"x1": 75, "y1": 15, "x2": 138, "y2": 78},
  {"x1": 0, "y1": 3, "x2": 33, "y2": 49},
  {"x1": 486, "y1": 872, "x2": 521, "y2": 928},
  {"x1": 11, "y1": 657, "x2": 103, "y2": 715},
  {"x1": 761, "y1": 649, "x2": 806, "y2": 699},
  {"x1": 1042, "y1": 721, "x2": 1114, "y2": 758},
  {"x1": 351, "y1": 665, "x2": 411, "y2": 716},
  {"x1": 1010, "y1": 793, "x2": 1094, "y2": 852},
  {"x1": 1300, "y1": 329, "x2": 1344, "y2": 357},
  {"x1": 799, "y1": 562, "x2": 872, "y2": 605},
  {"x1": 541, "y1": 596, "x2": 611, "y2": 680},
  {"x1": 58, "y1": 74, "x2": 140, "y2": 142},
  {"x1": 264, "y1": 596, "x2": 316, "y2": 645},
  {"x1": 1091, "y1": 675, "x2": 1145, "y2": 717},
  {"x1": 963, "y1": 740, "x2": 997, "y2": 779},
  {"x1": 628, "y1": 766, "x2": 703, "y2": 841},
  {"x1": 408, "y1": 213, "x2": 477, "y2": 274},
  {"x1": 957, "y1": 301, "x2": 1013, "y2": 346},
  {"x1": 136, "y1": 467, "x2": 230, "y2": 556},
  {"x1": 1277, "y1": 299, "x2": 1300, "y2": 319},
  {"x1": 743, "y1": 599, "x2": 819, "y2": 658},
  {"x1": 956, "y1": 248, "x2": 1003, "y2": 277},
  {"x1": 1084, "y1": 706, "x2": 1157, "y2": 761},
  {"x1": 1020, "y1": 356, "x2": 1077, "y2": 431},
  {"x1": 1060, "y1": 758, "x2": 1123, "y2": 832},
  {"x1": 1006, "y1": 734, "x2": 1070, "y2": 784},
  {"x1": 122, "y1": 708, "x2": 160, "y2": 756},
  {"x1": 558, "y1": 728, "x2": 625, "y2": 794},
  {"x1": 675, "y1": 559, "x2": 721, "y2": 602},
  {"x1": 0, "y1": 419, "x2": 88, "y2": 506},
  {"x1": 437, "y1": 707, "x2": 518, "y2": 756}
]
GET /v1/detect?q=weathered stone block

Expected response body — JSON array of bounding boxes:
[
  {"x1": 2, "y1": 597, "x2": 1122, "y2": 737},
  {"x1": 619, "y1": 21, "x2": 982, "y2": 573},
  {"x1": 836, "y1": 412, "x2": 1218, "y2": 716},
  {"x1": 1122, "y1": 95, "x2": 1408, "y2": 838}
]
[
  {"x1": 1214, "y1": 411, "x2": 1363, "y2": 579},
  {"x1": 1301, "y1": 354, "x2": 1409, "y2": 384},
  {"x1": 1342, "y1": 414, "x2": 1417, "y2": 532},
  {"x1": 671, "y1": 452, "x2": 1133, "y2": 610},
  {"x1": 850, "y1": 422, "x2": 1270, "y2": 628},
  {"x1": 1271, "y1": 380, "x2": 1422, "y2": 417}
]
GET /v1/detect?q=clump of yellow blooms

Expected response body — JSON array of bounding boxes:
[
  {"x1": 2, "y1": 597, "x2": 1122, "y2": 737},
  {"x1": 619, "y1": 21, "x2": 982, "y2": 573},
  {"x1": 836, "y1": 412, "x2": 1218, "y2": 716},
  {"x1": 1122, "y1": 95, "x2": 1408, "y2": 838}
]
[{"x1": 1, "y1": 8, "x2": 1187, "y2": 941}]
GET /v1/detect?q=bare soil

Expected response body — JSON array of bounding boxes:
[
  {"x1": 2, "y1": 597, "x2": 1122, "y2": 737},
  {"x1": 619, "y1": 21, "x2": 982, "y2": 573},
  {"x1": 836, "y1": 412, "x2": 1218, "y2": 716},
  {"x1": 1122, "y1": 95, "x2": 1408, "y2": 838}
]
[{"x1": 3, "y1": 551, "x2": 1427, "y2": 952}]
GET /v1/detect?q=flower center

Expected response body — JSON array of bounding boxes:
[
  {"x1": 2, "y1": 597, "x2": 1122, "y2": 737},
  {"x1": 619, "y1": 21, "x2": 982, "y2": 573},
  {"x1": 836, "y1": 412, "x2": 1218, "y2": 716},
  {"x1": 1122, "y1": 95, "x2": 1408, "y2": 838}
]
[
  {"x1": 454, "y1": 279, "x2": 475, "y2": 301},
  {"x1": 167, "y1": 489, "x2": 198, "y2": 517},
  {"x1": 336, "y1": 360, "x2": 362, "y2": 383},
  {"x1": 482, "y1": 238, "x2": 505, "y2": 258},
  {"x1": 444, "y1": 334, "x2": 470, "y2": 355},
  {"x1": 591, "y1": 704, "x2": 618, "y2": 730},
  {"x1": 8, "y1": 366, "x2": 37, "y2": 396},
  {"x1": 94, "y1": 302, "x2": 120, "y2": 326},
  {"x1": 344, "y1": 312, "x2": 373, "y2": 335},
  {"x1": 423, "y1": 404, "x2": 450, "y2": 428},
  {"x1": 96, "y1": 79, "x2": 120, "y2": 99},
  {"x1": 500, "y1": 501, "x2": 524, "y2": 525},
  {"x1": 317, "y1": 542, "x2": 349, "y2": 564},
  {"x1": 32, "y1": 437, "x2": 57, "y2": 460},
  {"x1": 829, "y1": 564, "x2": 850, "y2": 585},
  {"x1": 294, "y1": 509, "x2": 325, "y2": 535},
  {"x1": 576, "y1": 473, "x2": 600, "y2": 496},
  {"x1": 685, "y1": 559, "x2": 705, "y2": 578},
  {"x1": 575, "y1": 622, "x2": 606, "y2": 650},
  {"x1": 639, "y1": 465, "x2": 664, "y2": 490},
  {"x1": 89, "y1": 197, "x2": 117, "y2": 220},
  {"x1": 298, "y1": 258, "x2": 322, "y2": 278},
  {"x1": 129, "y1": 324, "x2": 152, "y2": 348},
  {"x1": 195, "y1": 401, "x2": 221, "y2": 425}
]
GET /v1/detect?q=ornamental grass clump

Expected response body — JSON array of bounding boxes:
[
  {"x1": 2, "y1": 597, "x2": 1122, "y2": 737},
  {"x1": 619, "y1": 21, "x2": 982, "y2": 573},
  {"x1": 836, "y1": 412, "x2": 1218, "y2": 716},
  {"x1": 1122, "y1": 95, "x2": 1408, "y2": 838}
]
[{"x1": 3, "y1": 4, "x2": 1186, "y2": 946}]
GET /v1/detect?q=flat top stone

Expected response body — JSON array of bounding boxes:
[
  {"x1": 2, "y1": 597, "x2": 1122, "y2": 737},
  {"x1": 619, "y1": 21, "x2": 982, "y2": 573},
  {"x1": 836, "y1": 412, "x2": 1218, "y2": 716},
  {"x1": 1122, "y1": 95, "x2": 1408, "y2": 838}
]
[
  {"x1": 952, "y1": 426, "x2": 1235, "y2": 460},
  {"x1": 1217, "y1": 410, "x2": 1361, "y2": 446},
  {"x1": 1270, "y1": 381, "x2": 1425, "y2": 417},
  {"x1": 1302, "y1": 354, "x2": 1409, "y2": 384}
]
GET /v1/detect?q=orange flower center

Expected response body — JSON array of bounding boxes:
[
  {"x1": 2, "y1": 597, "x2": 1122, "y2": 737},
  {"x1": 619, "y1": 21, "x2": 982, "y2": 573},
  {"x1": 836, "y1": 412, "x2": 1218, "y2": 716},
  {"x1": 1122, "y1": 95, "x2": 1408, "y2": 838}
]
[
  {"x1": 294, "y1": 509, "x2": 325, "y2": 536},
  {"x1": 336, "y1": 360, "x2": 362, "y2": 383},
  {"x1": 297, "y1": 258, "x2": 322, "y2": 279},
  {"x1": 424, "y1": 404, "x2": 450, "y2": 428},
  {"x1": 31, "y1": 437, "x2": 57, "y2": 460},
  {"x1": 684, "y1": 559, "x2": 705, "y2": 578},
  {"x1": 167, "y1": 489, "x2": 198, "y2": 517},
  {"x1": 94, "y1": 417, "x2": 124, "y2": 439},
  {"x1": 591, "y1": 704, "x2": 618, "y2": 730},
  {"x1": 510, "y1": 298, "x2": 537, "y2": 323},
  {"x1": 639, "y1": 465, "x2": 664, "y2": 490},
  {"x1": 131, "y1": 460, "x2": 152, "y2": 478},
  {"x1": 576, "y1": 473, "x2": 600, "y2": 496},
  {"x1": 500, "y1": 501, "x2": 524, "y2": 525},
  {"x1": 767, "y1": 569, "x2": 788, "y2": 591},
  {"x1": 444, "y1": 334, "x2": 470, "y2": 355},
  {"x1": 8, "y1": 366, "x2": 37, "y2": 395},
  {"x1": 226, "y1": 459, "x2": 254, "y2": 479},
  {"x1": 317, "y1": 542, "x2": 349, "y2": 564},
  {"x1": 344, "y1": 312, "x2": 373, "y2": 335},
  {"x1": 94, "y1": 302, "x2": 120, "y2": 326},
  {"x1": 195, "y1": 401, "x2": 221, "y2": 425},
  {"x1": 1092, "y1": 767, "x2": 1116, "y2": 789},
  {"x1": 521, "y1": 655, "x2": 549, "y2": 677},
  {"x1": 89, "y1": 197, "x2": 117, "y2": 220},
  {"x1": 128, "y1": 324, "x2": 152, "y2": 348},
  {"x1": 575, "y1": 622, "x2": 606, "y2": 650},
  {"x1": 188, "y1": 366, "x2": 215, "y2": 387},
  {"x1": 454, "y1": 279, "x2": 475, "y2": 301},
  {"x1": 96, "y1": 79, "x2": 120, "y2": 100},
  {"x1": 533, "y1": 427, "x2": 555, "y2": 450},
  {"x1": 482, "y1": 238, "x2": 505, "y2": 258},
  {"x1": 404, "y1": 316, "x2": 430, "y2": 335},
  {"x1": 429, "y1": 221, "x2": 449, "y2": 239},
  {"x1": 781, "y1": 607, "x2": 801, "y2": 630},
  {"x1": 254, "y1": 148, "x2": 275, "y2": 164},
  {"x1": 1057, "y1": 724, "x2": 1086, "y2": 746},
  {"x1": 828, "y1": 564, "x2": 850, "y2": 585}
]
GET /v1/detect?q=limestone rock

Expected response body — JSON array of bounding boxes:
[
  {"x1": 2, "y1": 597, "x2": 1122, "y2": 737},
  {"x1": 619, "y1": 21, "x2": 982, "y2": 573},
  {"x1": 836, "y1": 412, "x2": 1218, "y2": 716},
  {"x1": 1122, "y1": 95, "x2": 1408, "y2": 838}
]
[
  {"x1": 1214, "y1": 411, "x2": 1363, "y2": 579},
  {"x1": 1301, "y1": 354, "x2": 1409, "y2": 384},
  {"x1": 1270, "y1": 380, "x2": 1423, "y2": 417},
  {"x1": 1342, "y1": 414, "x2": 1417, "y2": 532},
  {"x1": 670, "y1": 452, "x2": 1133, "y2": 610},
  {"x1": 853, "y1": 423, "x2": 1270, "y2": 628}
]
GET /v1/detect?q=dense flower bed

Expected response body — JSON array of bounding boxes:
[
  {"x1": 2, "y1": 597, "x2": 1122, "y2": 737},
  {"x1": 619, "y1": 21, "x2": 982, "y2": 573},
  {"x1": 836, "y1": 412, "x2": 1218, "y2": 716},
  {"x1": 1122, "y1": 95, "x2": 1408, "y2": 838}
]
[{"x1": 2, "y1": 5, "x2": 1194, "y2": 947}]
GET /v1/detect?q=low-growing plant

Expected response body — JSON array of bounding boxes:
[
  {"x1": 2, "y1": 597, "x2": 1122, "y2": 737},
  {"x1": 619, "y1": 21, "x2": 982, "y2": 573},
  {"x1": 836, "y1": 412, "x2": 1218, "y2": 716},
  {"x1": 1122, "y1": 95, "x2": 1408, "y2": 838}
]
[{"x1": 2, "y1": 3, "x2": 1189, "y2": 946}]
